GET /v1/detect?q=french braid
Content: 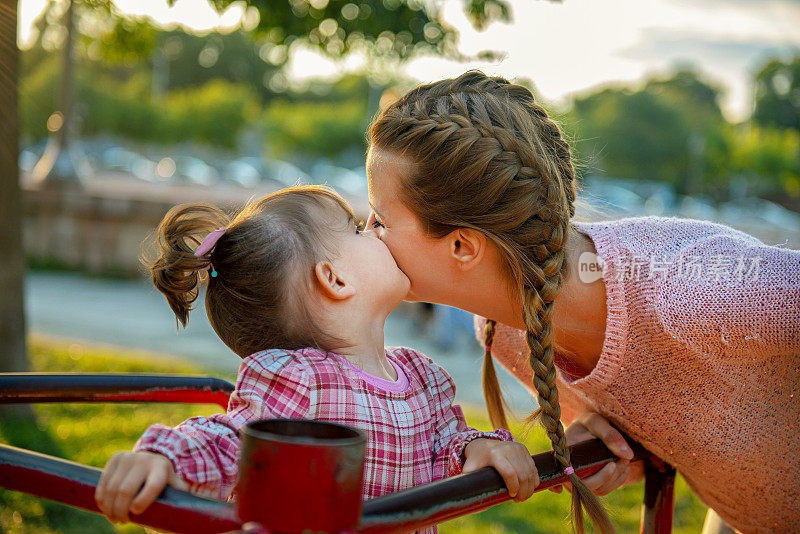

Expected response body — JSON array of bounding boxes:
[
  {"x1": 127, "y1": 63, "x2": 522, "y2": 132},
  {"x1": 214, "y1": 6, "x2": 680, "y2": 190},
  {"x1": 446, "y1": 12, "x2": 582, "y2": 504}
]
[{"x1": 370, "y1": 70, "x2": 614, "y2": 534}]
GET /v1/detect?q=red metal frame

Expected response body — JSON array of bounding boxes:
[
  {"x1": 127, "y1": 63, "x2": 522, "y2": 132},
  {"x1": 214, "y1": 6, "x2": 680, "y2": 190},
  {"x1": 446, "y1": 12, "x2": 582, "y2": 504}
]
[
  {"x1": 0, "y1": 373, "x2": 234, "y2": 409},
  {"x1": 641, "y1": 457, "x2": 677, "y2": 534},
  {"x1": 0, "y1": 372, "x2": 676, "y2": 533},
  {"x1": 0, "y1": 444, "x2": 240, "y2": 533}
]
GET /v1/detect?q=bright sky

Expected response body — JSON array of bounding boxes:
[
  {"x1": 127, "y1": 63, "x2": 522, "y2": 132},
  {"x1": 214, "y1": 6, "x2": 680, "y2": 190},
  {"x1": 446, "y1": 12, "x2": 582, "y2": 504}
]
[{"x1": 18, "y1": 0, "x2": 800, "y2": 121}]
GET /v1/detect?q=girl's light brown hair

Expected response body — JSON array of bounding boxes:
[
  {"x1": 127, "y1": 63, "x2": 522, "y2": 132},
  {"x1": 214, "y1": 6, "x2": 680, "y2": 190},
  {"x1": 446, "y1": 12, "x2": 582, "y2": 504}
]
[
  {"x1": 142, "y1": 185, "x2": 355, "y2": 358},
  {"x1": 368, "y1": 71, "x2": 614, "y2": 534}
]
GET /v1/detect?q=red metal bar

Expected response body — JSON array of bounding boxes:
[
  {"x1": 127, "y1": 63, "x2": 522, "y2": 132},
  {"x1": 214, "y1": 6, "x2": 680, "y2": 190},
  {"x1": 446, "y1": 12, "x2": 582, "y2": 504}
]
[
  {"x1": 1, "y1": 437, "x2": 650, "y2": 533},
  {"x1": 0, "y1": 373, "x2": 234, "y2": 409},
  {"x1": 640, "y1": 457, "x2": 676, "y2": 534},
  {"x1": 0, "y1": 443, "x2": 241, "y2": 534},
  {"x1": 357, "y1": 438, "x2": 655, "y2": 533}
]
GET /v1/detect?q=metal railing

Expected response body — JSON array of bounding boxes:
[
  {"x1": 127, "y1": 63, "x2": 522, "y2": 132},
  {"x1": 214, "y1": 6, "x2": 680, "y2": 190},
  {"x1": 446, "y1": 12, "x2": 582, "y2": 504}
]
[{"x1": 0, "y1": 372, "x2": 676, "y2": 533}]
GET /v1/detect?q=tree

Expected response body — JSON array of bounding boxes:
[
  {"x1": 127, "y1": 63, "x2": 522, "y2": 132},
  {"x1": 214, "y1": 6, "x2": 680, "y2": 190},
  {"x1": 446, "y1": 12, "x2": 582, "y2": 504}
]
[
  {"x1": 0, "y1": 0, "x2": 30, "y2": 375},
  {"x1": 211, "y1": 0, "x2": 512, "y2": 61},
  {"x1": 30, "y1": 0, "x2": 81, "y2": 185},
  {"x1": 569, "y1": 68, "x2": 727, "y2": 195},
  {"x1": 152, "y1": 29, "x2": 277, "y2": 102},
  {"x1": 753, "y1": 55, "x2": 800, "y2": 134},
  {"x1": 571, "y1": 87, "x2": 690, "y2": 190},
  {"x1": 644, "y1": 67, "x2": 724, "y2": 131}
]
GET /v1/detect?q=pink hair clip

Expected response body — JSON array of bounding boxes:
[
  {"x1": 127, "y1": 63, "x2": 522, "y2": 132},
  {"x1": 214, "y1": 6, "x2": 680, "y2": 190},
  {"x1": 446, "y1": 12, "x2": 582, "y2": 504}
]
[
  {"x1": 564, "y1": 466, "x2": 575, "y2": 476},
  {"x1": 194, "y1": 227, "x2": 226, "y2": 277}
]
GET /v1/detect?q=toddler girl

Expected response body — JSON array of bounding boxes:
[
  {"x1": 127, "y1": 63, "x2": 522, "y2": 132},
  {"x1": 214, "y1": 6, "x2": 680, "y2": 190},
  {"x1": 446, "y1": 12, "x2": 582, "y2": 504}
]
[{"x1": 94, "y1": 185, "x2": 538, "y2": 530}]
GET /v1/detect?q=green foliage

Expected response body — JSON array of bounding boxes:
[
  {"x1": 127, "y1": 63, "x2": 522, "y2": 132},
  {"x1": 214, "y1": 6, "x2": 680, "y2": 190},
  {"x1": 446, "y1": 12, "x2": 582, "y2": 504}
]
[
  {"x1": 19, "y1": 54, "x2": 59, "y2": 141},
  {"x1": 730, "y1": 126, "x2": 800, "y2": 194},
  {"x1": 0, "y1": 337, "x2": 227, "y2": 534},
  {"x1": 20, "y1": 51, "x2": 259, "y2": 150},
  {"x1": 210, "y1": 0, "x2": 511, "y2": 63},
  {"x1": 153, "y1": 30, "x2": 277, "y2": 102},
  {"x1": 644, "y1": 68, "x2": 725, "y2": 130},
  {"x1": 265, "y1": 98, "x2": 369, "y2": 159},
  {"x1": 89, "y1": 15, "x2": 157, "y2": 65},
  {"x1": 567, "y1": 67, "x2": 800, "y2": 199},
  {"x1": 753, "y1": 55, "x2": 800, "y2": 133},
  {"x1": 570, "y1": 86, "x2": 691, "y2": 189},
  {"x1": 164, "y1": 80, "x2": 259, "y2": 148}
]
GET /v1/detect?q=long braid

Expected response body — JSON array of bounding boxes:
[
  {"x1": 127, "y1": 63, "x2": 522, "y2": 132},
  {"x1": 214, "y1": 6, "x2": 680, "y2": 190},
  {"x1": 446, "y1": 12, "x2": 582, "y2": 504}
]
[{"x1": 520, "y1": 216, "x2": 615, "y2": 534}]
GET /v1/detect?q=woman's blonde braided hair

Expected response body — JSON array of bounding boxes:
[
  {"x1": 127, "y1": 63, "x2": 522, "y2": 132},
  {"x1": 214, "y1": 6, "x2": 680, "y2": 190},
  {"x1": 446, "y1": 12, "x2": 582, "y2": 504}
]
[{"x1": 369, "y1": 70, "x2": 614, "y2": 534}]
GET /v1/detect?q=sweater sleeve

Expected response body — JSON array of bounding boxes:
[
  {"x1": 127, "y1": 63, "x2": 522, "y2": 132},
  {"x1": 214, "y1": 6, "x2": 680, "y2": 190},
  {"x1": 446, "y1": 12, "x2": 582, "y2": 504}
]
[
  {"x1": 133, "y1": 352, "x2": 311, "y2": 501},
  {"x1": 425, "y1": 357, "x2": 514, "y2": 480},
  {"x1": 654, "y1": 232, "x2": 800, "y2": 360}
]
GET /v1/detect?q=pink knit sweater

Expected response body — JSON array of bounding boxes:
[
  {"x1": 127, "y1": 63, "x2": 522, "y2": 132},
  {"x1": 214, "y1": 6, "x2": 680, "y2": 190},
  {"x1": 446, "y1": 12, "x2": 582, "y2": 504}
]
[{"x1": 476, "y1": 216, "x2": 800, "y2": 534}]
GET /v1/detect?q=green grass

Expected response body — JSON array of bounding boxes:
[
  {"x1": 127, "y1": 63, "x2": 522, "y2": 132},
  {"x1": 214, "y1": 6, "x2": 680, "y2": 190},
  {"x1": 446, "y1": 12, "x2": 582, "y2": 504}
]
[{"x1": 1, "y1": 337, "x2": 709, "y2": 533}]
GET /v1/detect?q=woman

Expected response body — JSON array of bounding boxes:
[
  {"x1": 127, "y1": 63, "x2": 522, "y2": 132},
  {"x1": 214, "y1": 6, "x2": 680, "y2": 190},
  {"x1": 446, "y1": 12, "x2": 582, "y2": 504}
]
[{"x1": 363, "y1": 70, "x2": 800, "y2": 534}]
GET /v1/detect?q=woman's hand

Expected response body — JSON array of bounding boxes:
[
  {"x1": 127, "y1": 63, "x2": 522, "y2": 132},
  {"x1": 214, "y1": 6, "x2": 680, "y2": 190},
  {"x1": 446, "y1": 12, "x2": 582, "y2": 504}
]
[
  {"x1": 463, "y1": 438, "x2": 539, "y2": 502},
  {"x1": 549, "y1": 412, "x2": 644, "y2": 496},
  {"x1": 95, "y1": 451, "x2": 185, "y2": 524}
]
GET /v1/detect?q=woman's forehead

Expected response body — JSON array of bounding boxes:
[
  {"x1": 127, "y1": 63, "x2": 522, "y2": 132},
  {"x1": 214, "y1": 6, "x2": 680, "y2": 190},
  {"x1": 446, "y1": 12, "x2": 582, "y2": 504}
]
[
  {"x1": 367, "y1": 147, "x2": 413, "y2": 209},
  {"x1": 367, "y1": 146, "x2": 415, "y2": 178}
]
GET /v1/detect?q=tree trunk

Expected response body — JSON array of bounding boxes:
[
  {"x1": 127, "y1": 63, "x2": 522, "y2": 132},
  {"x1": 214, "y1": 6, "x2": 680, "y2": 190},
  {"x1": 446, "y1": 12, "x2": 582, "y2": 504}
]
[
  {"x1": 0, "y1": 0, "x2": 29, "y2": 374},
  {"x1": 31, "y1": 0, "x2": 80, "y2": 185}
]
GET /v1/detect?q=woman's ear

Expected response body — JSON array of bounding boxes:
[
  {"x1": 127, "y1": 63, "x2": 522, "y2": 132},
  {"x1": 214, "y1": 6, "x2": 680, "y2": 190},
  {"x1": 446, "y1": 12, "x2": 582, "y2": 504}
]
[
  {"x1": 314, "y1": 262, "x2": 356, "y2": 300},
  {"x1": 448, "y1": 228, "x2": 487, "y2": 271}
]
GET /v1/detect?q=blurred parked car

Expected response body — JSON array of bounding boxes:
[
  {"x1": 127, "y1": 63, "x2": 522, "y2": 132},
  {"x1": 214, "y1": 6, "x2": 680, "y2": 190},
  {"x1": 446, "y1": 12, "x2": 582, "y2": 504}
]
[
  {"x1": 581, "y1": 176, "x2": 645, "y2": 217},
  {"x1": 173, "y1": 156, "x2": 220, "y2": 186},
  {"x1": 100, "y1": 146, "x2": 158, "y2": 182},
  {"x1": 676, "y1": 195, "x2": 717, "y2": 221},
  {"x1": 221, "y1": 158, "x2": 261, "y2": 188},
  {"x1": 311, "y1": 161, "x2": 367, "y2": 196},
  {"x1": 718, "y1": 198, "x2": 800, "y2": 232},
  {"x1": 265, "y1": 159, "x2": 311, "y2": 187}
]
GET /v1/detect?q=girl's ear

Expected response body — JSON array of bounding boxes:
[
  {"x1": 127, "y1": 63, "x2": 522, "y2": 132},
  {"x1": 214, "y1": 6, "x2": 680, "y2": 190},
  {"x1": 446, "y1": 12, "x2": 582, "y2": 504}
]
[
  {"x1": 314, "y1": 262, "x2": 356, "y2": 300},
  {"x1": 447, "y1": 228, "x2": 487, "y2": 271}
]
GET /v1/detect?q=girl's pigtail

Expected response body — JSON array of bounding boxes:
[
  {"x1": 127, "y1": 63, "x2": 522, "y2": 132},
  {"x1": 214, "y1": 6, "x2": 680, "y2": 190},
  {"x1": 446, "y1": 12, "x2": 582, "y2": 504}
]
[
  {"x1": 142, "y1": 202, "x2": 230, "y2": 330},
  {"x1": 482, "y1": 318, "x2": 511, "y2": 430}
]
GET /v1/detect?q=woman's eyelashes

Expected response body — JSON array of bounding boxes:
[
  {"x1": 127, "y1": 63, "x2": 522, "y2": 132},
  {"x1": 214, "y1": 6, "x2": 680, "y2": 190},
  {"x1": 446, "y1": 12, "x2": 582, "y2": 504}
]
[{"x1": 366, "y1": 211, "x2": 385, "y2": 230}]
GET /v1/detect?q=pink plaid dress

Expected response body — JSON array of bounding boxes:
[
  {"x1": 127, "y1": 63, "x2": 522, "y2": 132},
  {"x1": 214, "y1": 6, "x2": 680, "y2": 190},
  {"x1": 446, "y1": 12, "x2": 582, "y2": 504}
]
[{"x1": 135, "y1": 346, "x2": 512, "y2": 532}]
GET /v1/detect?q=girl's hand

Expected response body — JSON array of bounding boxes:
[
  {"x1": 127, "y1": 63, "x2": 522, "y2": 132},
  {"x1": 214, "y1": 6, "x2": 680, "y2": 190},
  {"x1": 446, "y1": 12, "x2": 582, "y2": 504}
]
[
  {"x1": 463, "y1": 438, "x2": 539, "y2": 502},
  {"x1": 548, "y1": 412, "x2": 644, "y2": 496},
  {"x1": 95, "y1": 451, "x2": 184, "y2": 524}
]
